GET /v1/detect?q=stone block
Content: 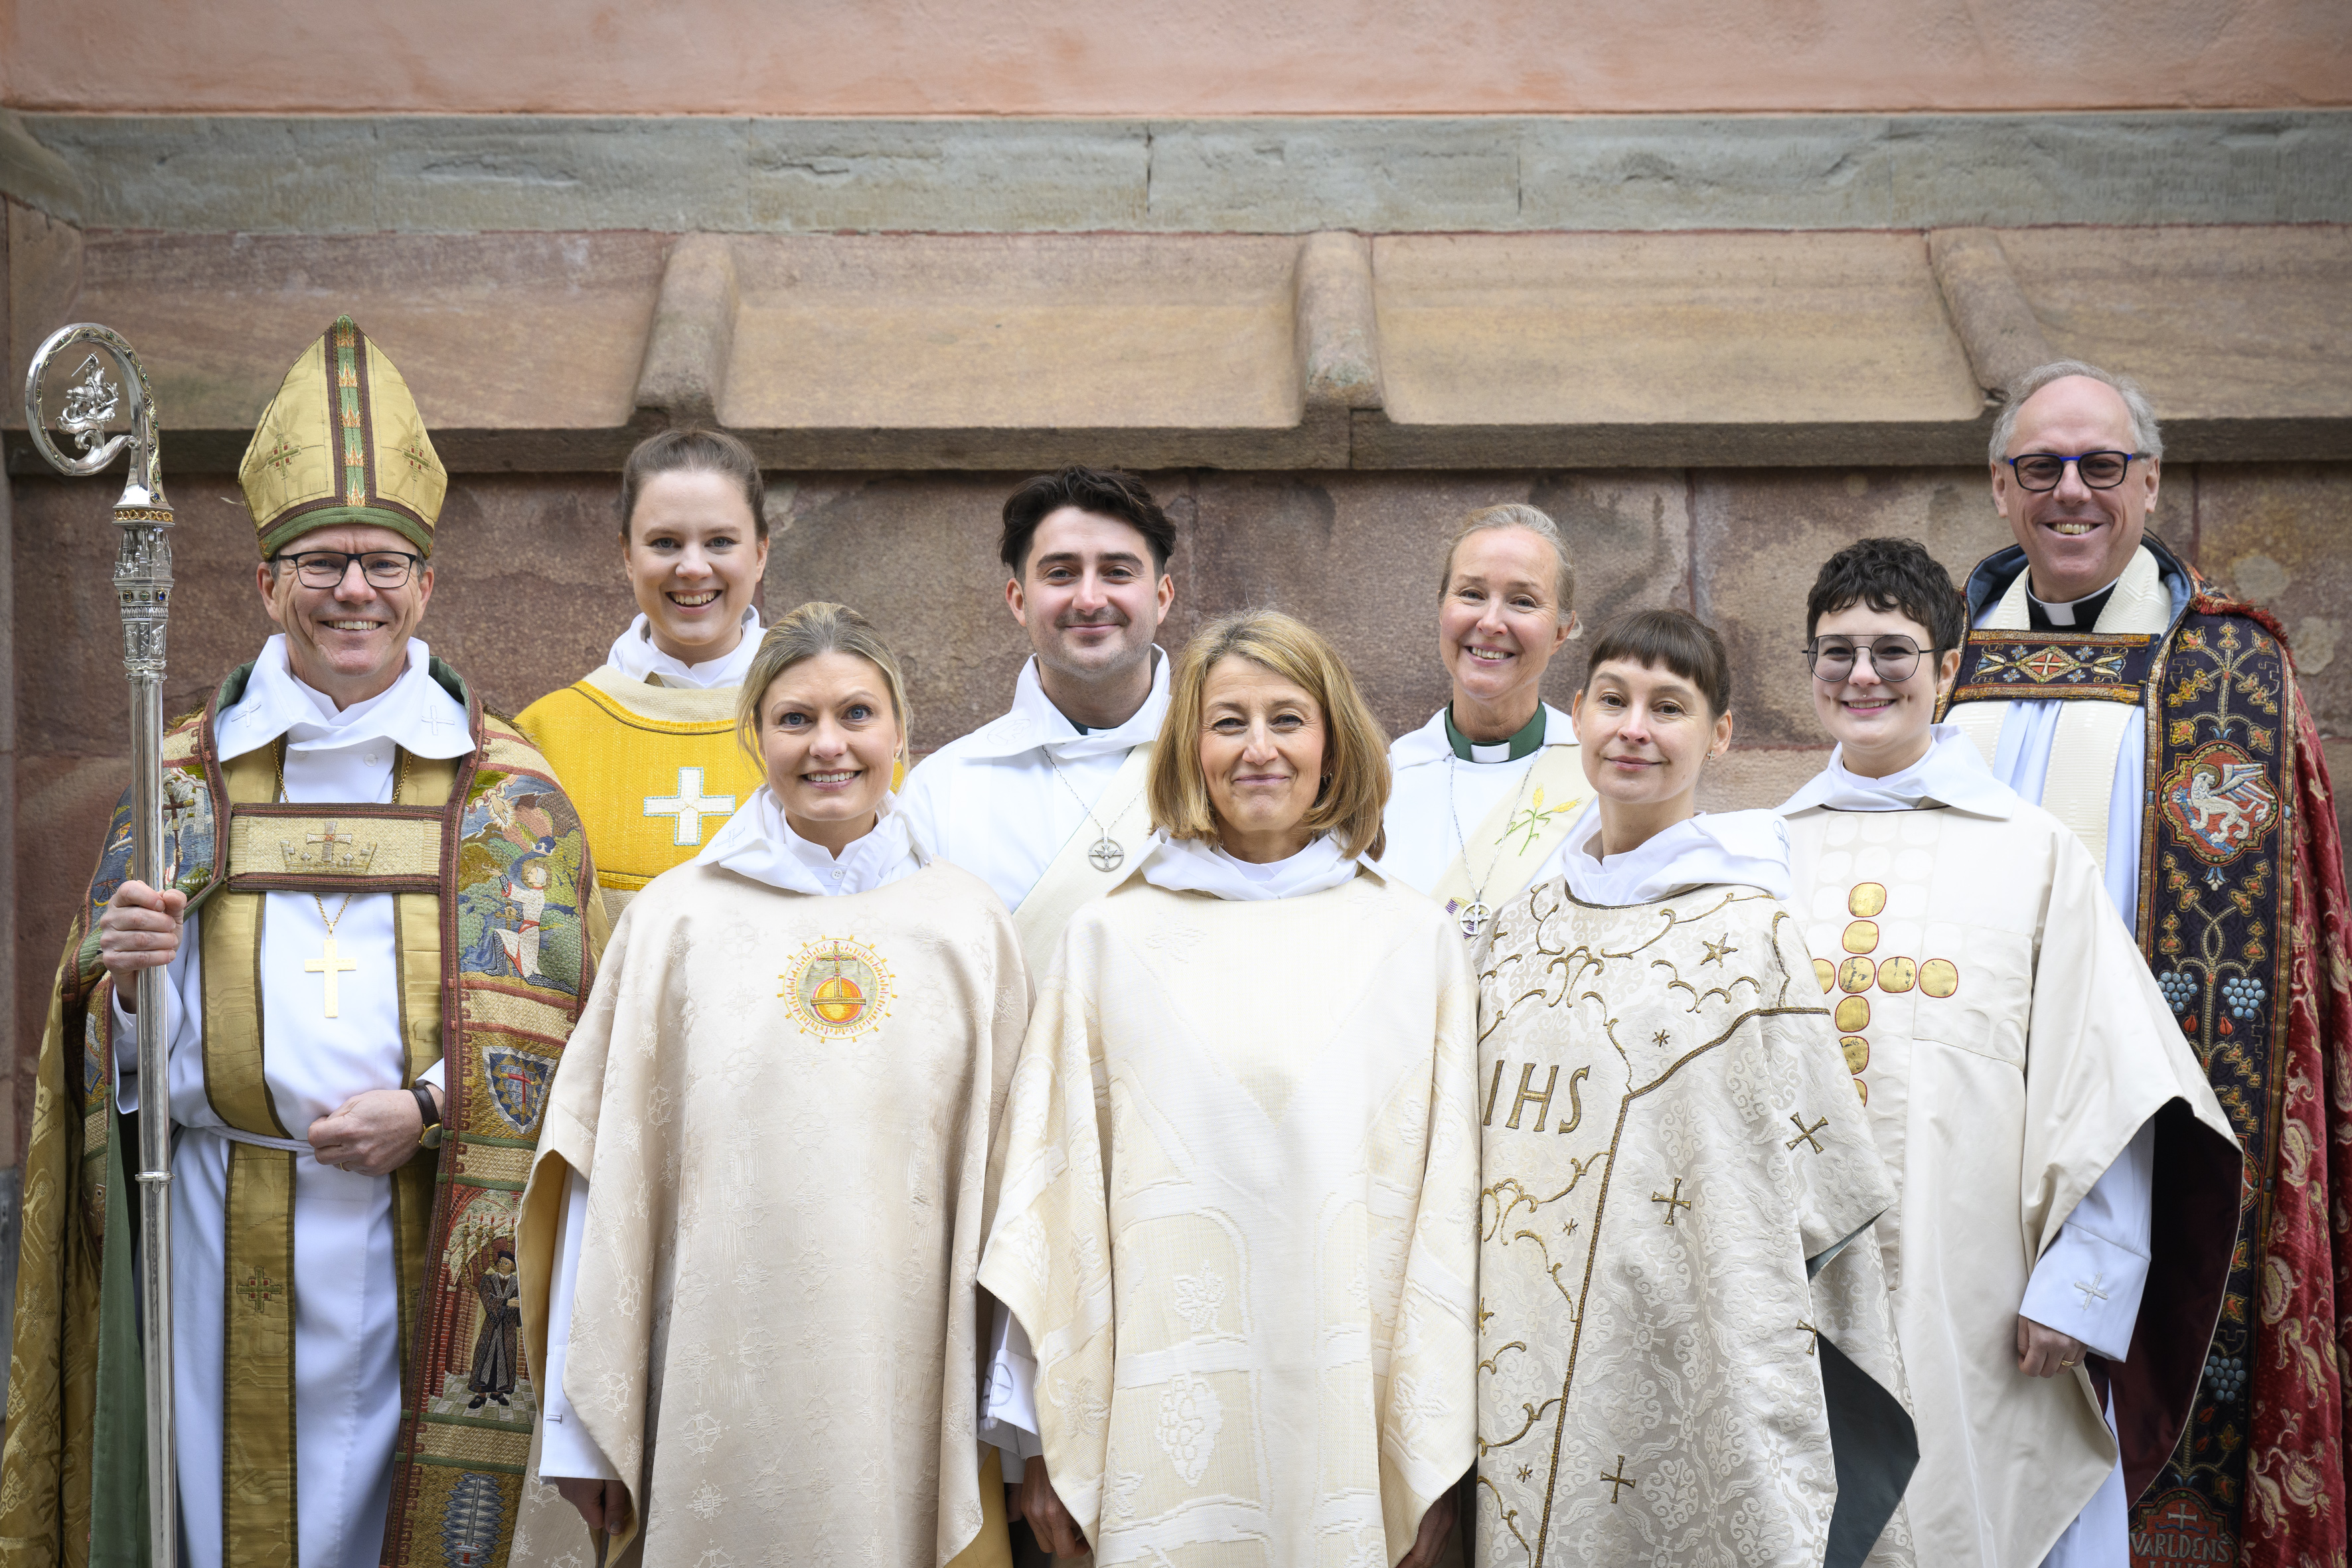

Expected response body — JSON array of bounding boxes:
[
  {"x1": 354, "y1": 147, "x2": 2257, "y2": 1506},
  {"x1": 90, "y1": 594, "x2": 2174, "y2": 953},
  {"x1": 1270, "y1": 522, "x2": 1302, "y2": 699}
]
[
  {"x1": 2191, "y1": 463, "x2": 2352, "y2": 738},
  {"x1": 1998, "y1": 225, "x2": 2352, "y2": 458},
  {"x1": 1700, "y1": 746, "x2": 1831, "y2": 817},
  {"x1": 1294, "y1": 233, "x2": 1382, "y2": 412},
  {"x1": 1925, "y1": 228, "x2": 2050, "y2": 404},
  {"x1": 631, "y1": 234, "x2": 739, "y2": 429},
  {"x1": 1691, "y1": 467, "x2": 2015, "y2": 749},
  {"x1": 724, "y1": 234, "x2": 1302, "y2": 433},
  {"x1": 1366, "y1": 232, "x2": 1986, "y2": 467},
  {"x1": 53, "y1": 230, "x2": 668, "y2": 453}
]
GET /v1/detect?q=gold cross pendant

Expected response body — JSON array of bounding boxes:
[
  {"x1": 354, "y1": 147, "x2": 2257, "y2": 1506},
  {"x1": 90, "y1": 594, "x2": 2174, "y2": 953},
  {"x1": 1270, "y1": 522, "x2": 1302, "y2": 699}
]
[{"x1": 305, "y1": 934, "x2": 359, "y2": 1018}]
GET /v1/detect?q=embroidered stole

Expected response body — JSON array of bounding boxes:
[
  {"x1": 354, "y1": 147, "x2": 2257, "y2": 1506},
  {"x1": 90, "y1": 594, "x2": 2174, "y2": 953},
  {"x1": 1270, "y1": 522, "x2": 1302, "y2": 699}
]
[
  {"x1": 199, "y1": 745, "x2": 453, "y2": 1566},
  {"x1": 1427, "y1": 742, "x2": 1589, "y2": 927},
  {"x1": 1011, "y1": 742, "x2": 1155, "y2": 977},
  {"x1": 1945, "y1": 546, "x2": 2170, "y2": 880}
]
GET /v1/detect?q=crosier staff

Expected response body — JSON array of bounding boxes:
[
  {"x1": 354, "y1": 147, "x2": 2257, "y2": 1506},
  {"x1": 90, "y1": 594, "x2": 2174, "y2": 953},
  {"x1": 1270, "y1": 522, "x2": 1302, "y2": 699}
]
[{"x1": 25, "y1": 323, "x2": 178, "y2": 1568}]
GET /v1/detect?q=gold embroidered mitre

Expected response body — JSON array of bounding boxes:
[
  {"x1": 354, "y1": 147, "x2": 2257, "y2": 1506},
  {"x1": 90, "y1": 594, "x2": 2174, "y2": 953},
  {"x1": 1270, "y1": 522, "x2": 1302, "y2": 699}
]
[{"x1": 238, "y1": 315, "x2": 447, "y2": 558}]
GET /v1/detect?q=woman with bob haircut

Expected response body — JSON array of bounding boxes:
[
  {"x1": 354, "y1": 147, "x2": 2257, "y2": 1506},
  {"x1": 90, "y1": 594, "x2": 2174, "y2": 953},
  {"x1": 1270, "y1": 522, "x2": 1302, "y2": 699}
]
[
  {"x1": 978, "y1": 609, "x2": 1480, "y2": 1567},
  {"x1": 1381, "y1": 503, "x2": 1591, "y2": 940},
  {"x1": 1471, "y1": 607, "x2": 1917, "y2": 1568},
  {"x1": 518, "y1": 601, "x2": 1026, "y2": 1567}
]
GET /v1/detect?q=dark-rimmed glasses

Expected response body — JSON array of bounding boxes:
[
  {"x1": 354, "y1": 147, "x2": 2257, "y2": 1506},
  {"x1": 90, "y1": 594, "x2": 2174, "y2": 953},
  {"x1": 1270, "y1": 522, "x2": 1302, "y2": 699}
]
[
  {"x1": 2003, "y1": 451, "x2": 2143, "y2": 492},
  {"x1": 275, "y1": 549, "x2": 425, "y2": 589},
  {"x1": 1804, "y1": 635, "x2": 1926, "y2": 683}
]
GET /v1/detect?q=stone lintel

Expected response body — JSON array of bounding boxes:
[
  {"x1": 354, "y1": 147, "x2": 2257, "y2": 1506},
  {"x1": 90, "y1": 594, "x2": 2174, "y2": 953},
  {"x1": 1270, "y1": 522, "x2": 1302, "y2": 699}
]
[
  {"x1": 1926, "y1": 228, "x2": 2054, "y2": 406},
  {"x1": 1294, "y1": 232, "x2": 1383, "y2": 413},
  {"x1": 632, "y1": 234, "x2": 740, "y2": 428},
  {"x1": 16, "y1": 111, "x2": 2352, "y2": 236}
]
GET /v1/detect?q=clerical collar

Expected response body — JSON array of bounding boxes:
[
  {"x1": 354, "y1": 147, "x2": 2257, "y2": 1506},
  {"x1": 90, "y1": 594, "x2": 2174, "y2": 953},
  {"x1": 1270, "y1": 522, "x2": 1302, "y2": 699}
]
[
  {"x1": 2027, "y1": 580, "x2": 2119, "y2": 631},
  {"x1": 1444, "y1": 706, "x2": 1546, "y2": 763},
  {"x1": 215, "y1": 634, "x2": 472, "y2": 765},
  {"x1": 960, "y1": 649, "x2": 1172, "y2": 763},
  {"x1": 1139, "y1": 830, "x2": 1360, "y2": 901},
  {"x1": 1777, "y1": 724, "x2": 2018, "y2": 819},
  {"x1": 607, "y1": 607, "x2": 763, "y2": 689}
]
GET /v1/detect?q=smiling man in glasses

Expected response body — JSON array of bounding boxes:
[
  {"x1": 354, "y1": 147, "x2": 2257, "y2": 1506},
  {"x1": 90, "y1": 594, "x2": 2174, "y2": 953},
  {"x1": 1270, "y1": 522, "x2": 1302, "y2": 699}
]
[
  {"x1": 1943, "y1": 362, "x2": 2352, "y2": 1562},
  {"x1": 0, "y1": 317, "x2": 602, "y2": 1568},
  {"x1": 1780, "y1": 538, "x2": 2237, "y2": 1568}
]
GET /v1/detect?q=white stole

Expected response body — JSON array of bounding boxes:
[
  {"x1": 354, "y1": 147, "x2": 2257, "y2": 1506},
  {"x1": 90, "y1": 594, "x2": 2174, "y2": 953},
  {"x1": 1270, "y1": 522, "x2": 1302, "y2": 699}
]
[
  {"x1": 1010, "y1": 741, "x2": 1156, "y2": 975},
  {"x1": 1948, "y1": 546, "x2": 2170, "y2": 883}
]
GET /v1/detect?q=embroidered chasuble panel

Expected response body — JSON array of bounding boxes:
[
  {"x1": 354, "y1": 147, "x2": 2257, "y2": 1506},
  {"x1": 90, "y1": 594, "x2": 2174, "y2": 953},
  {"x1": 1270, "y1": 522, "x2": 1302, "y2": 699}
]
[
  {"x1": 1786, "y1": 804, "x2": 2240, "y2": 1568},
  {"x1": 516, "y1": 862, "x2": 1027, "y2": 1568},
  {"x1": 514, "y1": 676, "x2": 765, "y2": 903},
  {"x1": 1474, "y1": 883, "x2": 1912, "y2": 1568},
  {"x1": 977, "y1": 874, "x2": 1482, "y2": 1567},
  {"x1": 1943, "y1": 565, "x2": 2352, "y2": 1567},
  {"x1": 0, "y1": 662, "x2": 602, "y2": 1568}
]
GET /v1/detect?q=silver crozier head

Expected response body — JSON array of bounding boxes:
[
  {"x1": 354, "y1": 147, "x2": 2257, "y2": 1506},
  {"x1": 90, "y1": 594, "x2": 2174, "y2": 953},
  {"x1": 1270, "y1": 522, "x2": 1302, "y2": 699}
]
[{"x1": 24, "y1": 323, "x2": 170, "y2": 514}]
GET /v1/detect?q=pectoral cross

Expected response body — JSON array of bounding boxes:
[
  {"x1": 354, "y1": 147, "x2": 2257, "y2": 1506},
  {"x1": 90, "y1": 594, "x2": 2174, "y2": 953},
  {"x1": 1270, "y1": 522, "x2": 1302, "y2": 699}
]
[
  {"x1": 1458, "y1": 900, "x2": 1492, "y2": 939},
  {"x1": 305, "y1": 936, "x2": 358, "y2": 1018},
  {"x1": 1601, "y1": 1456, "x2": 1637, "y2": 1503},
  {"x1": 1650, "y1": 1177, "x2": 1691, "y2": 1225},
  {"x1": 1786, "y1": 1113, "x2": 1828, "y2": 1152},
  {"x1": 2075, "y1": 1273, "x2": 2109, "y2": 1309}
]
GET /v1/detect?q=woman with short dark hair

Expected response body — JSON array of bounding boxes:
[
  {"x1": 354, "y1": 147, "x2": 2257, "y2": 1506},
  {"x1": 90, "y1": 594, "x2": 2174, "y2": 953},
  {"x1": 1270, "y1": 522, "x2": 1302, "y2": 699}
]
[
  {"x1": 1472, "y1": 607, "x2": 1917, "y2": 1568},
  {"x1": 979, "y1": 610, "x2": 1479, "y2": 1567}
]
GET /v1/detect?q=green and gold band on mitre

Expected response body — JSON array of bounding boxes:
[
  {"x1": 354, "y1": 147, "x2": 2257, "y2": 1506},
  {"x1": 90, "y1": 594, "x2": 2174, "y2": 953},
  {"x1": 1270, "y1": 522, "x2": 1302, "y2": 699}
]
[{"x1": 239, "y1": 315, "x2": 447, "y2": 559}]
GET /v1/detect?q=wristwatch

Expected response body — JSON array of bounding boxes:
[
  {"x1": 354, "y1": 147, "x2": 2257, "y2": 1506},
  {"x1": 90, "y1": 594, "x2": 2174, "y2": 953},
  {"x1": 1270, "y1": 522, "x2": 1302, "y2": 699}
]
[{"x1": 414, "y1": 1084, "x2": 444, "y2": 1150}]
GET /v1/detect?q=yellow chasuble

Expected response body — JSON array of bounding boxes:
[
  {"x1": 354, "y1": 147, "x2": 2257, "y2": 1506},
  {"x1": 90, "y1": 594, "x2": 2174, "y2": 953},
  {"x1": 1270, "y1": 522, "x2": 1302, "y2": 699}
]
[{"x1": 516, "y1": 668, "x2": 767, "y2": 923}]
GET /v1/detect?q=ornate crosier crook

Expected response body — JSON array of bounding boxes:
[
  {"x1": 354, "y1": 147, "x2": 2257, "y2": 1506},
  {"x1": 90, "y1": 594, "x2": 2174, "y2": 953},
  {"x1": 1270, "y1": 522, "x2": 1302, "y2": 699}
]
[{"x1": 25, "y1": 323, "x2": 180, "y2": 1568}]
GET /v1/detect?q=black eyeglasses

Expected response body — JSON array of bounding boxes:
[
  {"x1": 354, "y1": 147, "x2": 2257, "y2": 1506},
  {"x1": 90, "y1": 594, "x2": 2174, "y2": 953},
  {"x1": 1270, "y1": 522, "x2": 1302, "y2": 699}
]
[
  {"x1": 1804, "y1": 635, "x2": 1927, "y2": 683},
  {"x1": 2003, "y1": 451, "x2": 2144, "y2": 492},
  {"x1": 274, "y1": 549, "x2": 424, "y2": 589}
]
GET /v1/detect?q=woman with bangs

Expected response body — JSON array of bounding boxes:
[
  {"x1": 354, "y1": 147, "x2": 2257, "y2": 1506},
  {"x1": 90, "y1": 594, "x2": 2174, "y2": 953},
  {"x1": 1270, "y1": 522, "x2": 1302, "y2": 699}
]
[
  {"x1": 978, "y1": 609, "x2": 1480, "y2": 1567},
  {"x1": 1471, "y1": 608, "x2": 1916, "y2": 1568},
  {"x1": 516, "y1": 601, "x2": 1025, "y2": 1567}
]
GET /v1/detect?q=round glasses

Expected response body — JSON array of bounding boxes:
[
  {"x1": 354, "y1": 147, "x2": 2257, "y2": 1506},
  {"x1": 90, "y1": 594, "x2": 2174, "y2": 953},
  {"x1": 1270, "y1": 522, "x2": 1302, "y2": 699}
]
[
  {"x1": 2003, "y1": 451, "x2": 2143, "y2": 492},
  {"x1": 275, "y1": 549, "x2": 424, "y2": 589},
  {"x1": 1804, "y1": 635, "x2": 1926, "y2": 683}
]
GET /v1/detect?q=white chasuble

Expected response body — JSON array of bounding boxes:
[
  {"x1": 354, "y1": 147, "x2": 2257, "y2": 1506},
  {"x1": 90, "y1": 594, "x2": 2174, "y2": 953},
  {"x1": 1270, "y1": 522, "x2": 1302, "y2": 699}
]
[
  {"x1": 977, "y1": 868, "x2": 1482, "y2": 1566},
  {"x1": 516, "y1": 859, "x2": 1029, "y2": 1567},
  {"x1": 1782, "y1": 796, "x2": 2239, "y2": 1568},
  {"x1": 1474, "y1": 880, "x2": 1916, "y2": 1568}
]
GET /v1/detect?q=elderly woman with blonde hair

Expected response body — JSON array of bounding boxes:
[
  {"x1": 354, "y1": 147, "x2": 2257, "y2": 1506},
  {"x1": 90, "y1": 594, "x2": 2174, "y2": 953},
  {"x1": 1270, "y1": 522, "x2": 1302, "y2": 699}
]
[
  {"x1": 978, "y1": 609, "x2": 1480, "y2": 1567},
  {"x1": 518, "y1": 601, "x2": 1026, "y2": 1567},
  {"x1": 1380, "y1": 503, "x2": 1589, "y2": 942}
]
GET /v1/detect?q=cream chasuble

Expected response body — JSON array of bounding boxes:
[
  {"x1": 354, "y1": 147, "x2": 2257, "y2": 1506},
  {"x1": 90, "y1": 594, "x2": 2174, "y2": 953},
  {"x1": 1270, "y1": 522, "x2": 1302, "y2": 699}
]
[
  {"x1": 977, "y1": 862, "x2": 1482, "y2": 1566},
  {"x1": 514, "y1": 854, "x2": 1029, "y2": 1567},
  {"x1": 1780, "y1": 742, "x2": 2240, "y2": 1568},
  {"x1": 1474, "y1": 860, "x2": 1917, "y2": 1567}
]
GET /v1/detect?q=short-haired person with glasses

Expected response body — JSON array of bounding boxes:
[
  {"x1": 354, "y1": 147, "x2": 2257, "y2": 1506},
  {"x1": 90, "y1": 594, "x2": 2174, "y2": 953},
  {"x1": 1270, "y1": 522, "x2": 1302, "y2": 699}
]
[
  {"x1": 1778, "y1": 538, "x2": 2238, "y2": 1568},
  {"x1": 1947, "y1": 364, "x2": 2352, "y2": 1559},
  {"x1": 0, "y1": 319, "x2": 603, "y2": 1568}
]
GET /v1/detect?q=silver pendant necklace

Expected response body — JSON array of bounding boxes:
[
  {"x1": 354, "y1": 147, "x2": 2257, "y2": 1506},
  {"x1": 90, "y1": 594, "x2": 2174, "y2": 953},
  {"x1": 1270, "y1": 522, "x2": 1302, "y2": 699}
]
[
  {"x1": 1047, "y1": 751, "x2": 1138, "y2": 872},
  {"x1": 1447, "y1": 751, "x2": 1535, "y2": 939}
]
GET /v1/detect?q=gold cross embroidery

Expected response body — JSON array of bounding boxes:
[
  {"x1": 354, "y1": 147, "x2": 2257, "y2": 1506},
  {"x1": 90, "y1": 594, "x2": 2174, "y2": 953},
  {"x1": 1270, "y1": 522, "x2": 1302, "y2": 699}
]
[
  {"x1": 1601, "y1": 1456, "x2": 1637, "y2": 1503},
  {"x1": 1786, "y1": 1114, "x2": 1828, "y2": 1152},
  {"x1": 1650, "y1": 1178, "x2": 1692, "y2": 1225}
]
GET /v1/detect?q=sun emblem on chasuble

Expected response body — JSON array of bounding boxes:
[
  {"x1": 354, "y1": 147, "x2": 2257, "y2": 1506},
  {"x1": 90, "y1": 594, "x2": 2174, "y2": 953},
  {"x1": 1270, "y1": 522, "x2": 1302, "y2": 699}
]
[{"x1": 781, "y1": 937, "x2": 895, "y2": 1040}]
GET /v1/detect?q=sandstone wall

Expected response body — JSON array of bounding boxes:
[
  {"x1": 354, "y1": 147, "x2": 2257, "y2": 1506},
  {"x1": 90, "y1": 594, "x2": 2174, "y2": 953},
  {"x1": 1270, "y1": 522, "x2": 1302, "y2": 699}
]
[{"x1": 4, "y1": 0, "x2": 2347, "y2": 114}]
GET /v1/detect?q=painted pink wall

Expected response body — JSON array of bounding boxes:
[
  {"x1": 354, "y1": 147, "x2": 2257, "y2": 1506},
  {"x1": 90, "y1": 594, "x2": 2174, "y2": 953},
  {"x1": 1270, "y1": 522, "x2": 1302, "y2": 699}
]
[{"x1": 3, "y1": 0, "x2": 2345, "y2": 114}]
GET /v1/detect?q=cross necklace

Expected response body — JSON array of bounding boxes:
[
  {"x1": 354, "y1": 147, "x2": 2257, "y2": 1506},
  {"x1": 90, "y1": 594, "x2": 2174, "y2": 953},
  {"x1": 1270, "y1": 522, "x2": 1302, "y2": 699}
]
[
  {"x1": 279, "y1": 740, "x2": 406, "y2": 1018},
  {"x1": 1446, "y1": 751, "x2": 1534, "y2": 939},
  {"x1": 1045, "y1": 751, "x2": 1141, "y2": 874}
]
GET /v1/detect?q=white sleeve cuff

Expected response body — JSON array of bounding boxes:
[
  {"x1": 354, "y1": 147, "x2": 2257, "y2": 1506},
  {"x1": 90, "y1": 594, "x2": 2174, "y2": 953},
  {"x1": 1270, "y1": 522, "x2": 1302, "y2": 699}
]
[
  {"x1": 417, "y1": 1058, "x2": 446, "y2": 1091},
  {"x1": 2021, "y1": 1122, "x2": 2155, "y2": 1363},
  {"x1": 109, "y1": 977, "x2": 181, "y2": 1115},
  {"x1": 536, "y1": 1170, "x2": 622, "y2": 1482},
  {"x1": 978, "y1": 1298, "x2": 1043, "y2": 1471}
]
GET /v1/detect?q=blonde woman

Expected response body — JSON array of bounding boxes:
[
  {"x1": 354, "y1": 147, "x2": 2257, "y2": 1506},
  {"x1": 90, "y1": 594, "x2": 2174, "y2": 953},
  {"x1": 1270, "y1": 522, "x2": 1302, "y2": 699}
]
[
  {"x1": 1381, "y1": 504, "x2": 1588, "y2": 940},
  {"x1": 518, "y1": 603, "x2": 1024, "y2": 1567},
  {"x1": 979, "y1": 610, "x2": 1479, "y2": 1567}
]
